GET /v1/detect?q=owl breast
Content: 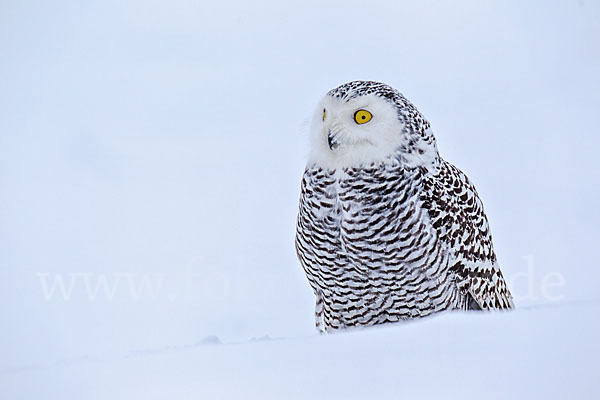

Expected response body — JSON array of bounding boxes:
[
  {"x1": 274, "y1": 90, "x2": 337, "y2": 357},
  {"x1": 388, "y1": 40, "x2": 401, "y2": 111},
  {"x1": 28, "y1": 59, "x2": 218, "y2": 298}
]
[{"x1": 296, "y1": 160, "x2": 464, "y2": 331}]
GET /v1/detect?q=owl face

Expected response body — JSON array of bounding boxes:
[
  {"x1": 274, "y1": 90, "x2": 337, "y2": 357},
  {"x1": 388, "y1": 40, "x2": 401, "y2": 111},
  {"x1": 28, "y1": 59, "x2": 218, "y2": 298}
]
[
  {"x1": 307, "y1": 81, "x2": 439, "y2": 170},
  {"x1": 308, "y1": 92, "x2": 406, "y2": 169}
]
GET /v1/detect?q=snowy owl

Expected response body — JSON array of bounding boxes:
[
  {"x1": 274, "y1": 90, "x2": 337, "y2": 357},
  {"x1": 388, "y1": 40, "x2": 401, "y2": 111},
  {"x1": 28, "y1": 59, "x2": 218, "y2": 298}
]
[{"x1": 295, "y1": 81, "x2": 514, "y2": 332}]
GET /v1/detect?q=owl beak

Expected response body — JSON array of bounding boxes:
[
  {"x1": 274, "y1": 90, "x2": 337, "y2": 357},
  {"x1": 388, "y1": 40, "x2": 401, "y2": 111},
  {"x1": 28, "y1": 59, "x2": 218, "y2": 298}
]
[{"x1": 327, "y1": 130, "x2": 339, "y2": 150}]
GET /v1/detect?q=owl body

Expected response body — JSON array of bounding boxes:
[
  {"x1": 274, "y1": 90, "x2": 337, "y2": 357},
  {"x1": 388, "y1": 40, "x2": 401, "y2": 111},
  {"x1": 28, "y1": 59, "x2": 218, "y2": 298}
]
[{"x1": 296, "y1": 81, "x2": 513, "y2": 332}]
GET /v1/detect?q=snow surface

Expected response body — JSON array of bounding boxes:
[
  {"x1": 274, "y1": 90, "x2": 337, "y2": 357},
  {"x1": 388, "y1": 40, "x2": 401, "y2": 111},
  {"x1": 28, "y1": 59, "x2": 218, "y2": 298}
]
[
  {"x1": 2, "y1": 304, "x2": 599, "y2": 399},
  {"x1": 1, "y1": 0, "x2": 599, "y2": 398}
]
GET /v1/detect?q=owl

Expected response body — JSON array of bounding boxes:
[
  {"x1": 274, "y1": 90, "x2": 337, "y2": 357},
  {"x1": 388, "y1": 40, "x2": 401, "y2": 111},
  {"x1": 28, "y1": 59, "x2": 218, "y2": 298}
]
[{"x1": 295, "y1": 81, "x2": 514, "y2": 332}]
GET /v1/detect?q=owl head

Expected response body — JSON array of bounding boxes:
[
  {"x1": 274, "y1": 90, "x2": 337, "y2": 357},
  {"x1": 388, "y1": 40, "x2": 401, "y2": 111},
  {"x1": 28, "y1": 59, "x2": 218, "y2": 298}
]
[{"x1": 308, "y1": 81, "x2": 439, "y2": 170}]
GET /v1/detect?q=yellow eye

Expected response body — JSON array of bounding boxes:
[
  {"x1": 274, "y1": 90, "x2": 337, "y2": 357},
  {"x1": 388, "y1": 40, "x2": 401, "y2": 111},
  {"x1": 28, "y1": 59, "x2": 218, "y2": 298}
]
[
  {"x1": 354, "y1": 109, "x2": 372, "y2": 124},
  {"x1": 322, "y1": 108, "x2": 327, "y2": 121}
]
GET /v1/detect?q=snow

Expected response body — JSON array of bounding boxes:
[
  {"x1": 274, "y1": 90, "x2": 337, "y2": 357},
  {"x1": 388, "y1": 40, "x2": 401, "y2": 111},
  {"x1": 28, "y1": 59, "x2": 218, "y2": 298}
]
[
  {"x1": 2, "y1": 304, "x2": 598, "y2": 399},
  {"x1": 1, "y1": 0, "x2": 599, "y2": 398}
]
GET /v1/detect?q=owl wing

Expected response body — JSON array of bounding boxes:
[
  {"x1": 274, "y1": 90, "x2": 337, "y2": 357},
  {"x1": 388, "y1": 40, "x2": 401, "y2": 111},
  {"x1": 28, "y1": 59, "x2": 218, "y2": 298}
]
[{"x1": 421, "y1": 160, "x2": 514, "y2": 310}]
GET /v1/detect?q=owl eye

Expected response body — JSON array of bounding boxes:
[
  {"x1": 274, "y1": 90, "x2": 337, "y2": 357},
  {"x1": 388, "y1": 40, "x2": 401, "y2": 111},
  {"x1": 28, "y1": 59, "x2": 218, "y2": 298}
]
[
  {"x1": 354, "y1": 109, "x2": 372, "y2": 124},
  {"x1": 322, "y1": 108, "x2": 327, "y2": 121}
]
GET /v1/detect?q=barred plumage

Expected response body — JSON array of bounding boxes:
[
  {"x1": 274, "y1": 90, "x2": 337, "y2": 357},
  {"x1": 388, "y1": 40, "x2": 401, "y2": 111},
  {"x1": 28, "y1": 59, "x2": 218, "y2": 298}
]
[{"x1": 296, "y1": 81, "x2": 513, "y2": 332}]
